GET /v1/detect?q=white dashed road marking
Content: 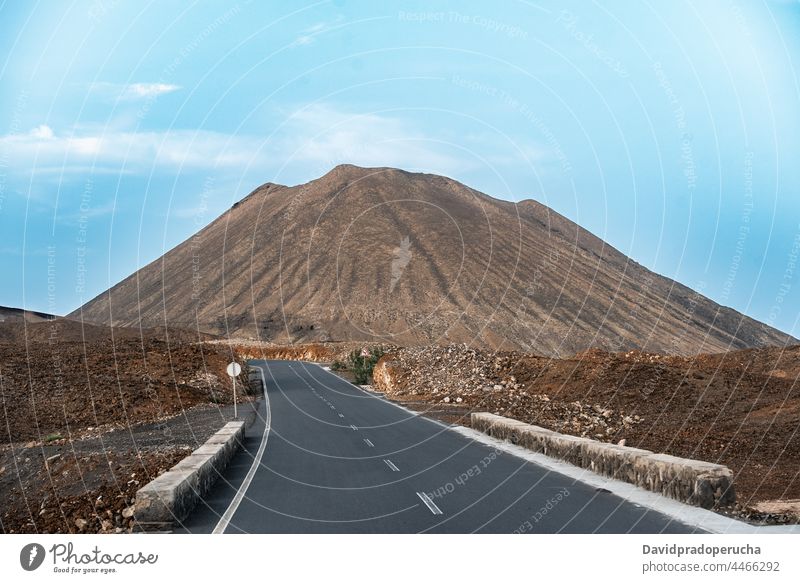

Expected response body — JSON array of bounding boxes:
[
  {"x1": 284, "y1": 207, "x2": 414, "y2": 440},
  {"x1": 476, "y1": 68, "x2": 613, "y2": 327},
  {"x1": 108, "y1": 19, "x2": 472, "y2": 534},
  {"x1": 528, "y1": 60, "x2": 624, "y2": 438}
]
[
  {"x1": 416, "y1": 492, "x2": 443, "y2": 515},
  {"x1": 363, "y1": 438, "x2": 374, "y2": 447},
  {"x1": 383, "y1": 459, "x2": 400, "y2": 472}
]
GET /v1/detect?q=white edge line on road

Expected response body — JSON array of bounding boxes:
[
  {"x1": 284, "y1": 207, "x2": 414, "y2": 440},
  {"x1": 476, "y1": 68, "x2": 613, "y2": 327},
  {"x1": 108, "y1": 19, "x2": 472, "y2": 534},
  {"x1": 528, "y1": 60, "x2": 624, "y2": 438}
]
[
  {"x1": 384, "y1": 459, "x2": 400, "y2": 472},
  {"x1": 212, "y1": 365, "x2": 271, "y2": 534},
  {"x1": 363, "y1": 438, "x2": 374, "y2": 447},
  {"x1": 417, "y1": 491, "x2": 443, "y2": 515},
  {"x1": 308, "y1": 362, "x2": 800, "y2": 534},
  {"x1": 448, "y1": 425, "x2": 800, "y2": 535},
  {"x1": 310, "y1": 363, "x2": 452, "y2": 431}
]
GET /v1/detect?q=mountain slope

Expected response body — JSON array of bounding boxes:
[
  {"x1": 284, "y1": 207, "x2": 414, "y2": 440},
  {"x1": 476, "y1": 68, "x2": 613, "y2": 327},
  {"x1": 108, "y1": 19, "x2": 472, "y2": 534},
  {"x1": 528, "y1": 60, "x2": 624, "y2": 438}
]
[
  {"x1": 0, "y1": 306, "x2": 56, "y2": 323},
  {"x1": 71, "y1": 165, "x2": 795, "y2": 356}
]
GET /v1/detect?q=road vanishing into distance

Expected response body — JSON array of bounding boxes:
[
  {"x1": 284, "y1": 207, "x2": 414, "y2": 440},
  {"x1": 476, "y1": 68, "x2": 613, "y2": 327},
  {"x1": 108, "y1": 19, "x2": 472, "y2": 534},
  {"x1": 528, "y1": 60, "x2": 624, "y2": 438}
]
[{"x1": 181, "y1": 360, "x2": 699, "y2": 534}]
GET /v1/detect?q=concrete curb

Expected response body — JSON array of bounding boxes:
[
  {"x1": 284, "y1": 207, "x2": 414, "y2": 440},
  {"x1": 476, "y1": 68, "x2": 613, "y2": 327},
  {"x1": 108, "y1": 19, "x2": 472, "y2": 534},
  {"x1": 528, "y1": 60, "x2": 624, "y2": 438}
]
[
  {"x1": 134, "y1": 421, "x2": 246, "y2": 531},
  {"x1": 471, "y1": 412, "x2": 735, "y2": 509}
]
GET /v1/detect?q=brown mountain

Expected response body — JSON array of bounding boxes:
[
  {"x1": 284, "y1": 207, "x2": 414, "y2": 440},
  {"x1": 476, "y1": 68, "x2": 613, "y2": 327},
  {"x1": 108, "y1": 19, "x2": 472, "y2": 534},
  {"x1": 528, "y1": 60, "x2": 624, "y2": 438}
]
[
  {"x1": 0, "y1": 306, "x2": 56, "y2": 324},
  {"x1": 70, "y1": 165, "x2": 795, "y2": 356}
]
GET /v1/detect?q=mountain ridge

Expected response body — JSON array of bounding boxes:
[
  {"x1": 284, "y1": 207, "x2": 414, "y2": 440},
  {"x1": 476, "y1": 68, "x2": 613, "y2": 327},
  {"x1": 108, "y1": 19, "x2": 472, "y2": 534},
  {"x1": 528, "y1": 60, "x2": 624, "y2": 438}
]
[{"x1": 70, "y1": 164, "x2": 796, "y2": 356}]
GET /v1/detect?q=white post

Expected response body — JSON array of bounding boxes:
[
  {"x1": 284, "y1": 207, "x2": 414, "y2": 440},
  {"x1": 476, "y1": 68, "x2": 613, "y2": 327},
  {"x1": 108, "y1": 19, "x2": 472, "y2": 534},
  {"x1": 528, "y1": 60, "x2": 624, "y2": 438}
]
[{"x1": 233, "y1": 374, "x2": 238, "y2": 419}]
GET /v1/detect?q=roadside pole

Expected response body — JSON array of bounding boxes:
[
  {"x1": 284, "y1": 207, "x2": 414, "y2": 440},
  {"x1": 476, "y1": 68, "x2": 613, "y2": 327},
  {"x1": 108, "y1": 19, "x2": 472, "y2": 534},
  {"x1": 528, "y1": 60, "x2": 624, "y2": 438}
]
[{"x1": 226, "y1": 362, "x2": 243, "y2": 419}]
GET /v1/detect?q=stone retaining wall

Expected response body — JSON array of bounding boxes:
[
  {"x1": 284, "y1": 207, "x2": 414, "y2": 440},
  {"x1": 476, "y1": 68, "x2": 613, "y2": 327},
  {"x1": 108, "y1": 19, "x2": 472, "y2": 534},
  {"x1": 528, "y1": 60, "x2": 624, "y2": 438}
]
[
  {"x1": 471, "y1": 412, "x2": 735, "y2": 509},
  {"x1": 134, "y1": 421, "x2": 245, "y2": 530}
]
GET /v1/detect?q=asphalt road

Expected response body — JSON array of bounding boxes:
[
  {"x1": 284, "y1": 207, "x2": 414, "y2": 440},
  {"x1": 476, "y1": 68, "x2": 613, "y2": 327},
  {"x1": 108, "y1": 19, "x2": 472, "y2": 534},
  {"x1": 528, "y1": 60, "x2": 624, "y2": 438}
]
[{"x1": 180, "y1": 360, "x2": 700, "y2": 534}]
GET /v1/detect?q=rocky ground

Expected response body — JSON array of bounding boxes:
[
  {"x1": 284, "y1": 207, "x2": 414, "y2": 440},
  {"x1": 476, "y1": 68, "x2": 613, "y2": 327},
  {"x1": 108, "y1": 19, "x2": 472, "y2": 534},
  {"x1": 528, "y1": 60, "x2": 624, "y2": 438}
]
[
  {"x1": 374, "y1": 346, "x2": 643, "y2": 439},
  {"x1": 371, "y1": 343, "x2": 800, "y2": 524},
  {"x1": 0, "y1": 401, "x2": 258, "y2": 534},
  {"x1": 1, "y1": 328, "x2": 250, "y2": 443},
  {"x1": 0, "y1": 319, "x2": 256, "y2": 533},
  {"x1": 1, "y1": 447, "x2": 185, "y2": 534},
  {"x1": 221, "y1": 339, "x2": 396, "y2": 365}
]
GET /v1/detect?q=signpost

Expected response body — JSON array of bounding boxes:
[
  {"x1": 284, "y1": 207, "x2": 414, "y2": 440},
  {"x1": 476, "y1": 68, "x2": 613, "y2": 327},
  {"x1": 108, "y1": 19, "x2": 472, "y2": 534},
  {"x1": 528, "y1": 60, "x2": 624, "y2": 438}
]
[{"x1": 226, "y1": 362, "x2": 242, "y2": 419}]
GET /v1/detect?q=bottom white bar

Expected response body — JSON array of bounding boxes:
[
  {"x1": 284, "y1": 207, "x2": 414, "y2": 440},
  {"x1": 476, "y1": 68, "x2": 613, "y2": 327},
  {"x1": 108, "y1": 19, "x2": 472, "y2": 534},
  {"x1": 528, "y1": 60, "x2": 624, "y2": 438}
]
[{"x1": 1, "y1": 534, "x2": 798, "y2": 582}]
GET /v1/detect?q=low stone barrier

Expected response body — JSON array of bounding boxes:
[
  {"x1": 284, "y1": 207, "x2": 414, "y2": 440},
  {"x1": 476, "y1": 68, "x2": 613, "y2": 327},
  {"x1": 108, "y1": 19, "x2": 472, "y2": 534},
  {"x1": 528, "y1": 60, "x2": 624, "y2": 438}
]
[
  {"x1": 471, "y1": 412, "x2": 735, "y2": 509},
  {"x1": 134, "y1": 421, "x2": 245, "y2": 530}
]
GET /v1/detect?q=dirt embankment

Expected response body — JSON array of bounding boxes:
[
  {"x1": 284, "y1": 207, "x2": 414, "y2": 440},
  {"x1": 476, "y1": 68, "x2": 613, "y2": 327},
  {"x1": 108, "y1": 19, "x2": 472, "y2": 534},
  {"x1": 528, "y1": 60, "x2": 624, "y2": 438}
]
[
  {"x1": 220, "y1": 339, "x2": 395, "y2": 364},
  {"x1": 373, "y1": 344, "x2": 800, "y2": 511},
  {"x1": 0, "y1": 321, "x2": 255, "y2": 533},
  {"x1": 222, "y1": 341, "x2": 339, "y2": 362},
  {"x1": 0, "y1": 401, "x2": 253, "y2": 534},
  {"x1": 0, "y1": 336, "x2": 250, "y2": 443},
  {"x1": 1, "y1": 448, "x2": 186, "y2": 534}
]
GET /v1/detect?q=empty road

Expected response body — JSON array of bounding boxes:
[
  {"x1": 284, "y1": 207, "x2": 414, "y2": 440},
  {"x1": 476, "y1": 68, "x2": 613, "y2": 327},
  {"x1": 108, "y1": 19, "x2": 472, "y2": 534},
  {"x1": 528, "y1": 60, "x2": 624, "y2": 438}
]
[{"x1": 181, "y1": 360, "x2": 699, "y2": 534}]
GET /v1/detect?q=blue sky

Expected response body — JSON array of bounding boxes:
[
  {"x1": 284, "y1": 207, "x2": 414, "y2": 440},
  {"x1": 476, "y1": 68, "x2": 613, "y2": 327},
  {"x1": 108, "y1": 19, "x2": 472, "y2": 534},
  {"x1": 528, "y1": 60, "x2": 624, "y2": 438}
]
[{"x1": 1, "y1": 0, "x2": 799, "y2": 337}]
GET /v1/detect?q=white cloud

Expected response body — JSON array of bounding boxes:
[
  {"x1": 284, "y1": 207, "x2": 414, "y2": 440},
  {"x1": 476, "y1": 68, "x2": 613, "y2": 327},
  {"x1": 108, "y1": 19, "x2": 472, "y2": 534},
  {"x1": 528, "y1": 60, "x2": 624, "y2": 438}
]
[
  {"x1": 0, "y1": 126, "x2": 268, "y2": 172},
  {"x1": 291, "y1": 16, "x2": 344, "y2": 47},
  {"x1": 123, "y1": 83, "x2": 181, "y2": 99},
  {"x1": 275, "y1": 105, "x2": 551, "y2": 177},
  {"x1": 276, "y1": 104, "x2": 469, "y2": 175},
  {"x1": 0, "y1": 104, "x2": 548, "y2": 183},
  {"x1": 0, "y1": 106, "x2": 474, "y2": 178},
  {"x1": 30, "y1": 124, "x2": 54, "y2": 139},
  {"x1": 305, "y1": 22, "x2": 330, "y2": 34},
  {"x1": 88, "y1": 82, "x2": 181, "y2": 101}
]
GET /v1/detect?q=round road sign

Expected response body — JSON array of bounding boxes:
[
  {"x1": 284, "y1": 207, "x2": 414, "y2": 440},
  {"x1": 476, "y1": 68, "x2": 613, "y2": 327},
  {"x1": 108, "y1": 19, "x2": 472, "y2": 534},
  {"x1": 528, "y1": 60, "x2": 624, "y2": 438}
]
[{"x1": 226, "y1": 362, "x2": 242, "y2": 377}]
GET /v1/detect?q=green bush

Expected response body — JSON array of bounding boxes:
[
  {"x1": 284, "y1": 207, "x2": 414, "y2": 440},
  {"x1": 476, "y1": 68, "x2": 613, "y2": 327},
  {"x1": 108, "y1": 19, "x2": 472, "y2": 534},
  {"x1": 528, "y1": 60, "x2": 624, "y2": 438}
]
[
  {"x1": 330, "y1": 360, "x2": 344, "y2": 371},
  {"x1": 347, "y1": 347, "x2": 385, "y2": 385}
]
